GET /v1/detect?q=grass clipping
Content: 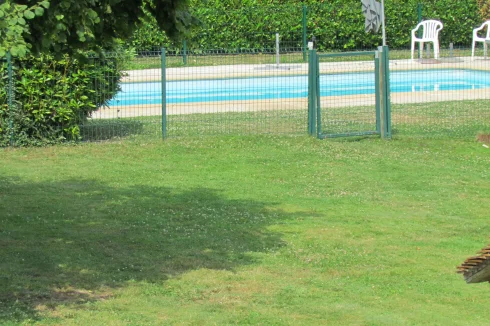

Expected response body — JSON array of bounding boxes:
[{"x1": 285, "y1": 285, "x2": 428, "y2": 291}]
[{"x1": 457, "y1": 243, "x2": 490, "y2": 283}]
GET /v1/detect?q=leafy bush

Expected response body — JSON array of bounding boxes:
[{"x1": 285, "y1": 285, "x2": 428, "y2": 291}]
[
  {"x1": 0, "y1": 52, "x2": 127, "y2": 146},
  {"x1": 477, "y1": 0, "x2": 490, "y2": 19},
  {"x1": 129, "y1": 0, "x2": 481, "y2": 51}
]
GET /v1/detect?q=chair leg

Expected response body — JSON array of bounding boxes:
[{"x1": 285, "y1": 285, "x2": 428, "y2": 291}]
[
  {"x1": 485, "y1": 42, "x2": 488, "y2": 59},
  {"x1": 420, "y1": 42, "x2": 424, "y2": 59},
  {"x1": 434, "y1": 40, "x2": 439, "y2": 59},
  {"x1": 411, "y1": 39, "x2": 415, "y2": 61},
  {"x1": 472, "y1": 40, "x2": 476, "y2": 60}
]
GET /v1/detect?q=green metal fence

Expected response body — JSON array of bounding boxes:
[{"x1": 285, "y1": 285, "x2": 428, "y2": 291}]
[
  {"x1": 2, "y1": 43, "x2": 490, "y2": 146},
  {"x1": 0, "y1": 50, "x2": 164, "y2": 146},
  {"x1": 1, "y1": 53, "x2": 15, "y2": 147},
  {"x1": 307, "y1": 48, "x2": 391, "y2": 139},
  {"x1": 306, "y1": 47, "x2": 393, "y2": 140},
  {"x1": 2, "y1": 0, "x2": 489, "y2": 146},
  {"x1": 0, "y1": 56, "x2": 9, "y2": 146},
  {"x1": 80, "y1": 50, "x2": 164, "y2": 142},
  {"x1": 162, "y1": 47, "x2": 308, "y2": 137},
  {"x1": 390, "y1": 45, "x2": 490, "y2": 138}
]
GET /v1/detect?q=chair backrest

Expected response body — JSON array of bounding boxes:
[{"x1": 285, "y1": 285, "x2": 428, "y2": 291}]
[
  {"x1": 479, "y1": 21, "x2": 490, "y2": 38},
  {"x1": 419, "y1": 20, "x2": 443, "y2": 39}
]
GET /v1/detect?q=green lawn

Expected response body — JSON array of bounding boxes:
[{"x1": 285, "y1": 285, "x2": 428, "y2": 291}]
[
  {"x1": 79, "y1": 99, "x2": 490, "y2": 141},
  {"x1": 1, "y1": 134, "x2": 490, "y2": 325}
]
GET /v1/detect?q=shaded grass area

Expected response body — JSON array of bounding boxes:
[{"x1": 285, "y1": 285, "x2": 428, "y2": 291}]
[
  {"x1": 80, "y1": 99, "x2": 490, "y2": 142},
  {"x1": 0, "y1": 178, "x2": 294, "y2": 323},
  {"x1": 1, "y1": 135, "x2": 490, "y2": 325},
  {"x1": 80, "y1": 119, "x2": 149, "y2": 141}
]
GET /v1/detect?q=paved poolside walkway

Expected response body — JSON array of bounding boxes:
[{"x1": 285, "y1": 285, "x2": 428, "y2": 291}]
[{"x1": 123, "y1": 56, "x2": 490, "y2": 82}]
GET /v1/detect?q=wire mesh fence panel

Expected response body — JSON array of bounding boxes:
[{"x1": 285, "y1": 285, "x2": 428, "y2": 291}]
[
  {"x1": 159, "y1": 35, "x2": 307, "y2": 68},
  {"x1": 165, "y1": 48, "x2": 309, "y2": 137},
  {"x1": 164, "y1": 48, "x2": 305, "y2": 68},
  {"x1": 390, "y1": 45, "x2": 490, "y2": 138},
  {"x1": 81, "y1": 50, "x2": 164, "y2": 141},
  {"x1": 3, "y1": 43, "x2": 490, "y2": 146},
  {"x1": 0, "y1": 56, "x2": 10, "y2": 147},
  {"x1": 317, "y1": 52, "x2": 380, "y2": 137}
]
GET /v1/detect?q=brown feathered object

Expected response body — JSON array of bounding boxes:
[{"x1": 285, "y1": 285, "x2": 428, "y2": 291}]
[
  {"x1": 477, "y1": 133, "x2": 490, "y2": 144},
  {"x1": 457, "y1": 244, "x2": 490, "y2": 283}
]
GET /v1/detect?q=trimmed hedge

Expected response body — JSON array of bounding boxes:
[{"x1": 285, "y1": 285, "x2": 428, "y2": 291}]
[
  {"x1": 477, "y1": 0, "x2": 490, "y2": 19},
  {"x1": 0, "y1": 54, "x2": 125, "y2": 146},
  {"x1": 129, "y1": 0, "x2": 481, "y2": 51}
]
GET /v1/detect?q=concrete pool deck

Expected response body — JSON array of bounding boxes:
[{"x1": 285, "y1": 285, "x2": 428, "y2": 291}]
[
  {"x1": 122, "y1": 56, "x2": 490, "y2": 82},
  {"x1": 89, "y1": 57, "x2": 490, "y2": 120}
]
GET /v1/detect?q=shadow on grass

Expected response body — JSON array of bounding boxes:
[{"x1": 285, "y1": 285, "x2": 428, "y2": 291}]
[
  {"x1": 0, "y1": 177, "x2": 300, "y2": 323},
  {"x1": 80, "y1": 119, "x2": 147, "y2": 141}
]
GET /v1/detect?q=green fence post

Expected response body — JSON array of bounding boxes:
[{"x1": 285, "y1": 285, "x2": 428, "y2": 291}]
[
  {"x1": 183, "y1": 40, "x2": 187, "y2": 65},
  {"x1": 315, "y1": 53, "x2": 321, "y2": 138},
  {"x1": 307, "y1": 49, "x2": 317, "y2": 136},
  {"x1": 302, "y1": 5, "x2": 307, "y2": 62},
  {"x1": 308, "y1": 49, "x2": 313, "y2": 135},
  {"x1": 161, "y1": 48, "x2": 167, "y2": 139},
  {"x1": 374, "y1": 51, "x2": 381, "y2": 133},
  {"x1": 383, "y1": 45, "x2": 392, "y2": 138},
  {"x1": 417, "y1": 3, "x2": 422, "y2": 59},
  {"x1": 378, "y1": 45, "x2": 392, "y2": 139},
  {"x1": 7, "y1": 51, "x2": 14, "y2": 147},
  {"x1": 378, "y1": 46, "x2": 386, "y2": 138}
]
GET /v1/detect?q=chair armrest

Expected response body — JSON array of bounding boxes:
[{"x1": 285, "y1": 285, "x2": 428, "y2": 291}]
[
  {"x1": 474, "y1": 23, "x2": 486, "y2": 33},
  {"x1": 411, "y1": 22, "x2": 423, "y2": 34},
  {"x1": 474, "y1": 22, "x2": 490, "y2": 40},
  {"x1": 411, "y1": 22, "x2": 423, "y2": 39}
]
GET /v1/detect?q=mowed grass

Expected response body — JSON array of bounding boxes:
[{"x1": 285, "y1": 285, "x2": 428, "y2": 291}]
[
  {"x1": 1, "y1": 134, "x2": 490, "y2": 325},
  {"x1": 80, "y1": 99, "x2": 490, "y2": 140}
]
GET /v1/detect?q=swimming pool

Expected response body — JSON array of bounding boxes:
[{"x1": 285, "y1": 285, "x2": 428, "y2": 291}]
[{"x1": 108, "y1": 69, "x2": 490, "y2": 106}]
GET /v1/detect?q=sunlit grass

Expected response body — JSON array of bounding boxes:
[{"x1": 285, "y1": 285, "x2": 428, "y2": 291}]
[{"x1": 1, "y1": 132, "x2": 490, "y2": 325}]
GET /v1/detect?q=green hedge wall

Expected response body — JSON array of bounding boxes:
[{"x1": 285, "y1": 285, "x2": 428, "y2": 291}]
[
  {"x1": 0, "y1": 54, "x2": 124, "y2": 146},
  {"x1": 130, "y1": 0, "x2": 481, "y2": 51},
  {"x1": 477, "y1": 0, "x2": 490, "y2": 19}
]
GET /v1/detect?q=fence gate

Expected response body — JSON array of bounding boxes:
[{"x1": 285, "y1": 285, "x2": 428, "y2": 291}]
[{"x1": 308, "y1": 46, "x2": 391, "y2": 139}]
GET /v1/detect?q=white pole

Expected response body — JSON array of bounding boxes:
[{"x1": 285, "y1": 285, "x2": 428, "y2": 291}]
[
  {"x1": 276, "y1": 33, "x2": 280, "y2": 67},
  {"x1": 381, "y1": 0, "x2": 386, "y2": 46}
]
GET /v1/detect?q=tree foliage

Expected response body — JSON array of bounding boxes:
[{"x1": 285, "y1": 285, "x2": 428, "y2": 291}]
[
  {"x1": 0, "y1": 0, "x2": 192, "y2": 57},
  {"x1": 0, "y1": 1, "x2": 49, "y2": 57}
]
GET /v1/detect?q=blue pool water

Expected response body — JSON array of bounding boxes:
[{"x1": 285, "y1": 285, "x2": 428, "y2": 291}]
[{"x1": 108, "y1": 69, "x2": 490, "y2": 106}]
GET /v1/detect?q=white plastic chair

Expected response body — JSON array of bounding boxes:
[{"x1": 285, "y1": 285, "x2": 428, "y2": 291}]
[
  {"x1": 411, "y1": 20, "x2": 443, "y2": 61},
  {"x1": 472, "y1": 21, "x2": 490, "y2": 60}
]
